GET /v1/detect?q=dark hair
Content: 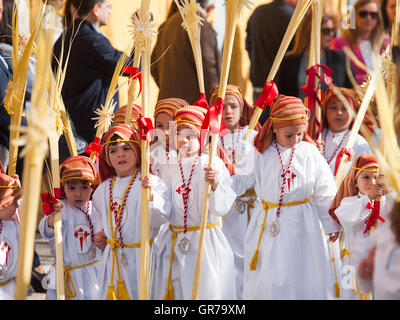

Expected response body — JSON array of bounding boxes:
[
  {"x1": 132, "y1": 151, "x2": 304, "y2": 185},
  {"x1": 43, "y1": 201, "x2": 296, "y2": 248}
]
[
  {"x1": 63, "y1": 0, "x2": 79, "y2": 28},
  {"x1": 197, "y1": 0, "x2": 213, "y2": 9},
  {"x1": 0, "y1": 0, "x2": 15, "y2": 46},
  {"x1": 74, "y1": 0, "x2": 105, "y2": 18},
  {"x1": 380, "y1": 0, "x2": 391, "y2": 32},
  {"x1": 287, "y1": 9, "x2": 335, "y2": 56}
]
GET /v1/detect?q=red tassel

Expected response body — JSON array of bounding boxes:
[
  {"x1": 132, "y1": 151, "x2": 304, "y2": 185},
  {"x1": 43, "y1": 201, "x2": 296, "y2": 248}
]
[{"x1": 333, "y1": 147, "x2": 353, "y2": 176}]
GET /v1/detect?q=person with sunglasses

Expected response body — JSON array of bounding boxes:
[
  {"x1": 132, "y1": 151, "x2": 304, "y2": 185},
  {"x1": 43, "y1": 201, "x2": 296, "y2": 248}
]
[
  {"x1": 331, "y1": 0, "x2": 389, "y2": 85},
  {"x1": 275, "y1": 11, "x2": 353, "y2": 101}
]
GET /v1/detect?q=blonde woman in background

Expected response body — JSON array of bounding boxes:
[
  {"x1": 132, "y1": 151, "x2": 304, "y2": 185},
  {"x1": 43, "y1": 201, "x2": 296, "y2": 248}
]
[{"x1": 331, "y1": 0, "x2": 389, "y2": 84}]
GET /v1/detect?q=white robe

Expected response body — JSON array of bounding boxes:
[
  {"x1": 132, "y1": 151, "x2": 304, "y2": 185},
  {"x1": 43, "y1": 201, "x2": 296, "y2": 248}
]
[
  {"x1": 354, "y1": 217, "x2": 400, "y2": 299},
  {"x1": 92, "y1": 170, "x2": 170, "y2": 300},
  {"x1": 235, "y1": 141, "x2": 340, "y2": 299},
  {"x1": 322, "y1": 128, "x2": 372, "y2": 176},
  {"x1": 335, "y1": 193, "x2": 394, "y2": 297},
  {"x1": 153, "y1": 153, "x2": 237, "y2": 300},
  {"x1": 0, "y1": 220, "x2": 19, "y2": 300},
  {"x1": 150, "y1": 142, "x2": 177, "y2": 176},
  {"x1": 218, "y1": 126, "x2": 262, "y2": 299},
  {"x1": 321, "y1": 128, "x2": 371, "y2": 299},
  {"x1": 39, "y1": 200, "x2": 101, "y2": 300}
]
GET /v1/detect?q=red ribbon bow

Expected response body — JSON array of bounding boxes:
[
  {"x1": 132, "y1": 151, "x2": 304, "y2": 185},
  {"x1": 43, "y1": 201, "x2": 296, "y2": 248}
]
[
  {"x1": 193, "y1": 92, "x2": 209, "y2": 110},
  {"x1": 201, "y1": 97, "x2": 224, "y2": 134},
  {"x1": 122, "y1": 65, "x2": 142, "y2": 99},
  {"x1": 253, "y1": 80, "x2": 279, "y2": 110},
  {"x1": 137, "y1": 117, "x2": 154, "y2": 141},
  {"x1": 41, "y1": 188, "x2": 62, "y2": 216},
  {"x1": 85, "y1": 136, "x2": 103, "y2": 158},
  {"x1": 364, "y1": 200, "x2": 385, "y2": 233},
  {"x1": 301, "y1": 64, "x2": 334, "y2": 137},
  {"x1": 334, "y1": 147, "x2": 353, "y2": 176}
]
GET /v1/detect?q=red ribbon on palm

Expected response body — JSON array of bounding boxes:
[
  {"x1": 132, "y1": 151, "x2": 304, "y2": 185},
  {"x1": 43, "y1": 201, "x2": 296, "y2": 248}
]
[
  {"x1": 137, "y1": 116, "x2": 154, "y2": 141},
  {"x1": 364, "y1": 200, "x2": 385, "y2": 233},
  {"x1": 41, "y1": 188, "x2": 62, "y2": 216},
  {"x1": 85, "y1": 136, "x2": 103, "y2": 158},
  {"x1": 253, "y1": 80, "x2": 279, "y2": 110},
  {"x1": 122, "y1": 65, "x2": 142, "y2": 99}
]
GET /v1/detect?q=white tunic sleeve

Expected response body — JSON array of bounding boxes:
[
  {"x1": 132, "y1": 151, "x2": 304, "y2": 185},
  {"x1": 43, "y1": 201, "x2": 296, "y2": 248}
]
[
  {"x1": 208, "y1": 157, "x2": 237, "y2": 217},
  {"x1": 92, "y1": 182, "x2": 106, "y2": 234},
  {"x1": 149, "y1": 175, "x2": 171, "y2": 228},
  {"x1": 39, "y1": 215, "x2": 54, "y2": 239},
  {"x1": 310, "y1": 146, "x2": 341, "y2": 234},
  {"x1": 335, "y1": 194, "x2": 371, "y2": 231},
  {"x1": 230, "y1": 145, "x2": 259, "y2": 196}
]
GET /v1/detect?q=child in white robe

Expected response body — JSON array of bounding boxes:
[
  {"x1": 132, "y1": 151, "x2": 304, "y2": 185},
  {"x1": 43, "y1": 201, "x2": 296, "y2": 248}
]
[
  {"x1": 311, "y1": 87, "x2": 372, "y2": 299},
  {"x1": 235, "y1": 94, "x2": 340, "y2": 300},
  {"x1": 329, "y1": 154, "x2": 394, "y2": 299},
  {"x1": 315, "y1": 88, "x2": 372, "y2": 177},
  {"x1": 356, "y1": 199, "x2": 400, "y2": 299},
  {"x1": 0, "y1": 166, "x2": 21, "y2": 300},
  {"x1": 92, "y1": 124, "x2": 170, "y2": 300},
  {"x1": 150, "y1": 98, "x2": 188, "y2": 175},
  {"x1": 153, "y1": 105, "x2": 238, "y2": 300},
  {"x1": 212, "y1": 84, "x2": 262, "y2": 299},
  {"x1": 39, "y1": 156, "x2": 101, "y2": 300}
]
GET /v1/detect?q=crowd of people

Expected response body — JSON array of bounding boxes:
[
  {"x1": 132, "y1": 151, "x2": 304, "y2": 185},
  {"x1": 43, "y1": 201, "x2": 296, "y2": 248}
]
[{"x1": 0, "y1": 0, "x2": 399, "y2": 301}]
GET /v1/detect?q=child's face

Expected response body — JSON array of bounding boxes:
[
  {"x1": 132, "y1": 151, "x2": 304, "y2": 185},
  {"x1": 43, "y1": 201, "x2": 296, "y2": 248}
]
[
  {"x1": 326, "y1": 100, "x2": 353, "y2": 133},
  {"x1": 177, "y1": 128, "x2": 200, "y2": 157},
  {"x1": 108, "y1": 141, "x2": 138, "y2": 177},
  {"x1": 64, "y1": 181, "x2": 92, "y2": 208},
  {"x1": 0, "y1": 202, "x2": 19, "y2": 221},
  {"x1": 155, "y1": 112, "x2": 173, "y2": 146},
  {"x1": 273, "y1": 124, "x2": 307, "y2": 148},
  {"x1": 355, "y1": 170, "x2": 378, "y2": 195},
  {"x1": 222, "y1": 94, "x2": 242, "y2": 131}
]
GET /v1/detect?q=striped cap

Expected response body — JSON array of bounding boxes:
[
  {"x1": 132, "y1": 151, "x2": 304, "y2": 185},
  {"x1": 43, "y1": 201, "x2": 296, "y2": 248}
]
[
  {"x1": 174, "y1": 105, "x2": 206, "y2": 136},
  {"x1": 60, "y1": 156, "x2": 98, "y2": 184},
  {"x1": 99, "y1": 124, "x2": 141, "y2": 181},
  {"x1": 113, "y1": 104, "x2": 142, "y2": 129},
  {"x1": 254, "y1": 95, "x2": 309, "y2": 153},
  {"x1": 174, "y1": 105, "x2": 236, "y2": 175},
  {"x1": 154, "y1": 98, "x2": 189, "y2": 119}
]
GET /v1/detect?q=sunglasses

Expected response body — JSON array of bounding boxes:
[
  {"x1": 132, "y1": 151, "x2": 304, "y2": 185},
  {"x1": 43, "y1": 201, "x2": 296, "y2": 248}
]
[
  {"x1": 321, "y1": 28, "x2": 336, "y2": 36},
  {"x1": 358, "y1": 10, "x2": 378, "y2": 19}
]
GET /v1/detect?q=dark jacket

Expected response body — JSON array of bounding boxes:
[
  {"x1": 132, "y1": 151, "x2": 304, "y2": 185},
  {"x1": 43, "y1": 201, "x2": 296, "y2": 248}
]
[
  {"x1": 275, "y1": 49, "x2": 354, "y2": 97},
  {"x1": 52, "y1": 19, "x2": 129, "y2": 144},
  {"x1": 0, "y1": 50, "x2": 12, "y2": 148},
  {"x1": 246, "y1": 0, "x2": 294, "y2": 87},
  {"x1": 151, "y1": 11, "x2": 221, "y2": 104}
]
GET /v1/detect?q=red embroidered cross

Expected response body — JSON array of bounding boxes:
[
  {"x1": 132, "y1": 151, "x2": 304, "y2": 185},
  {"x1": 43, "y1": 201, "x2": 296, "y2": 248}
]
[
  {"x1": 0, "y1": 243, "x2": 11, "y2": 266},
  {"x1": 74, "y1": 227, "x2": 90, "y2": 251},
  {"x1": 176, "y1": 184, "x2": 191, "y2": 205}
]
